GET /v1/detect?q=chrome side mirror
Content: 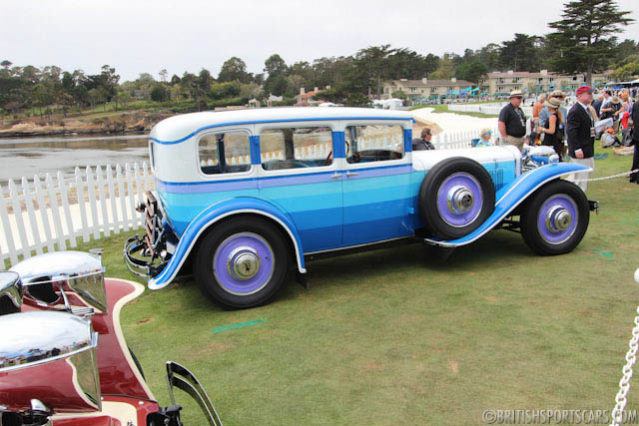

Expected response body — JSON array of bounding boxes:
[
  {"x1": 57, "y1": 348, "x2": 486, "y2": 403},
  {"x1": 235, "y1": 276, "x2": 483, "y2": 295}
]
[
  {"x1": 10, "y1": 251, "x2": 107, "y2": 315},
  {"x1": 0, "y1": 311, "x2": 101, "y2": 416},
  {"x1": 0, "y1": 271, "x2": 22, "y2": 315}
]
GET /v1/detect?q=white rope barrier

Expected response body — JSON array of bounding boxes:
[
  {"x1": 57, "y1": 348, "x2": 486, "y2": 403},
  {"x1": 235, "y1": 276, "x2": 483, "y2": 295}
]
[{"x1": 586, "y1": 169, "x2": 639, "y2": 182}]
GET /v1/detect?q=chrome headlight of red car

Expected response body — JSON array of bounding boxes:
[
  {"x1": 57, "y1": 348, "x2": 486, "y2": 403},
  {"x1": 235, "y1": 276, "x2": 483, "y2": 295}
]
[
  {"x1": 10, "y1": 251, "x2": 107, "y2": 315},
  {"x1": 0, "y1": 311, "x2": 101, "y2": 417}
]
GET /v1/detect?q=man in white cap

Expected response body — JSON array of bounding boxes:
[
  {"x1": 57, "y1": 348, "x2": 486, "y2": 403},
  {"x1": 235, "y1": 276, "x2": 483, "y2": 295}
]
[{"x1": 498, "y1": 90, "x2": 527, "y2": 151}]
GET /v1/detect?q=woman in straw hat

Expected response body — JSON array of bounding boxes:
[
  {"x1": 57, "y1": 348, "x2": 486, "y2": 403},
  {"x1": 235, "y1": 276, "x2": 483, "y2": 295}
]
[{"x1": 538, "y1": 97, "x2": 565, "y2": 160}]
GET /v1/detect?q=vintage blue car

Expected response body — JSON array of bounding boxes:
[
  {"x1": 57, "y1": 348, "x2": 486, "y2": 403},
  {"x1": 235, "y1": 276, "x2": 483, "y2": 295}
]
[{"x1": 125, "y1": 107, "x2": 596, "y2": 308}]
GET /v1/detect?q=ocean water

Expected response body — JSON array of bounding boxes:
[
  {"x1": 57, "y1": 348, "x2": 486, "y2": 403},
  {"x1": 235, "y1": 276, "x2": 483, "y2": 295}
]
[{"x1": 0, "y1": 135, "x2": 150, "y2": 185}]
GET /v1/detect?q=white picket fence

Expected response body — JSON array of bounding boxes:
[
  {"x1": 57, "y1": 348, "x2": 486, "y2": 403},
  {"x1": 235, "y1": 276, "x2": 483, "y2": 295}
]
[
  {"x1": 432, "y1": 129, "x2": 499, "y2": 149},
  {"x1": 0, "y1": 128, "x2": 496, "y2": 265},
  {"x1": 449, "y1": 102, "x2": 533, "y2": 117},
  {"x1": 0, "y1": 162, "x2": 154, "y2": 265}
]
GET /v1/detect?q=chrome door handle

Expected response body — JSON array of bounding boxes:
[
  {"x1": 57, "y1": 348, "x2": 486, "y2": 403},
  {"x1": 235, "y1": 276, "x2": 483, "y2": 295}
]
[
  {"x1": 346, "y1": 171, "x2": 359, "y2": 177},
  {"x1": 331, "y1": 172, "x2": 342, "y2": 179}
]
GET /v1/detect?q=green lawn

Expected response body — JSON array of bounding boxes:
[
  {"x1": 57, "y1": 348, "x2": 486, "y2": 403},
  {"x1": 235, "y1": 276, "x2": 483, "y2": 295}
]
[{"x1": 80, "y1": 147, "x2": 639, "y2": 425}]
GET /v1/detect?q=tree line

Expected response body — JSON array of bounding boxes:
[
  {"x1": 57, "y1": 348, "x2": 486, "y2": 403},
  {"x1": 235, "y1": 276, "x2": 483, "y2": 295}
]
[{"x1": 1, "y1": 0, "x2": 637, "y2": 115}]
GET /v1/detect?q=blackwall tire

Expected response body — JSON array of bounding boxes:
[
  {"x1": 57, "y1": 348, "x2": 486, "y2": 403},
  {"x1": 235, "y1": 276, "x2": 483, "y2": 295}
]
[
  {"x1": 194, "y1": 216, "x2": 289, "y2": 309},
  {"x1": 520, "y1": 180, "x2": 589, "y2": 255},
  {"x1": 418, "y1": 157, "x2": 495, "y2": 239}
]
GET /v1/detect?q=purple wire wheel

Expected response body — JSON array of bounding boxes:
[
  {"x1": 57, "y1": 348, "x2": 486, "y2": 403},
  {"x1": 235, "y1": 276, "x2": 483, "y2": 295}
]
[
  {"x1": 213, "y1": 232, "x2": 275, "y2": 296},
  {"x1": 435, "y1": 172, "x2": 484, "y2": 228},
  {"x1": 536, "y1": 193, "x2": 578, "y2": 245}
]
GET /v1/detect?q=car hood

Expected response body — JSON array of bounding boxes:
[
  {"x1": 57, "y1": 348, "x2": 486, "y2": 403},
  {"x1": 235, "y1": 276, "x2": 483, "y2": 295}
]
[{"x1": 411, "y1": 145, "x2": 521, "y2": 171}]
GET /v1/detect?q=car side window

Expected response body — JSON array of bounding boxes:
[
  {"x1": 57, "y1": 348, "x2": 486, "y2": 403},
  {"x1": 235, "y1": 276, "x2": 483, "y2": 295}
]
[
  {"x1": 198, "y1": 132, "x2": 251, "y2": 175},
  {"x1": 260, "y1": 127, "x2": 333, "y2": 170},
  {"x1": 345, "y1": 124, "x2": 404, "y2": 164}
]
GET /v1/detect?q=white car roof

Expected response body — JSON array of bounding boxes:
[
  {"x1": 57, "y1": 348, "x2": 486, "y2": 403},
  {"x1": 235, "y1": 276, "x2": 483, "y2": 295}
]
[{"x1": 150, "y1": 107, "x2": 413, "y2": 144}]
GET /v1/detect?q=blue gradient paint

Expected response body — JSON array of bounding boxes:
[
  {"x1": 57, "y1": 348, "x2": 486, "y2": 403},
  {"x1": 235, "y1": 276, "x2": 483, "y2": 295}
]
[
  {"x1": 155, "y1": 160, "x2": 518, "y2": 248},
  {"x1": 153, "y1": 152, "x2": 525, "y2": 286},
  {"x1": 260, "y1": 178, "x2": 344, "y2": 251},
  {"x1": 342, "y1": 170, "x2": 412, "y2": 245}
]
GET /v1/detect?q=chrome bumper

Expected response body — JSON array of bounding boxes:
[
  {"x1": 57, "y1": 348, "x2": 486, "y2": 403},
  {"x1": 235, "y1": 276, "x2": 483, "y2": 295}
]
[
  {"x1": 123, "y1": 191, "x2": 170, "y2": 278},
  {"x1": 123, "y1": 235, "x2": 154, "y2": 278}
]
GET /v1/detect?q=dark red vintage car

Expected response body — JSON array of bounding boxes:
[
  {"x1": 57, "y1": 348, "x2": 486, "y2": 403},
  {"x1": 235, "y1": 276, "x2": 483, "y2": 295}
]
[{"x1": 0, "y1": 251, "x2": 222, "y2": 426}]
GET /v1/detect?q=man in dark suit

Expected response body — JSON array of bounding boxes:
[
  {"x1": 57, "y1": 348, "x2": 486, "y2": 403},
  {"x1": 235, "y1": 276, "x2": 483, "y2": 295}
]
[
  {"x1": 631, "y1": 99, "x2": 639, "y2": 184},
  {"x1": 566, "y1": 85, "x2": 595, "y2": 191}
]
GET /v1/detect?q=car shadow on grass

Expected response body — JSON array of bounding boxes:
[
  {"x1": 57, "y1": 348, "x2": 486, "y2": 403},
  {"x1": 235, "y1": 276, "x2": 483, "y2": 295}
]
[
  {"x1": 290, "y1": 230, "x2": 533, "y2": 295},
  {"x1": 166, "y1": 230, "x2": 536, "y2": 309}
]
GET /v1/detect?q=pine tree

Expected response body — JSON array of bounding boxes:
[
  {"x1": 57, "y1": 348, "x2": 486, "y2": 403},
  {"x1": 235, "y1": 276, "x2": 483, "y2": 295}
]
[{"x1": 546, "y1": 0, "x2": 633, "y2": 85}]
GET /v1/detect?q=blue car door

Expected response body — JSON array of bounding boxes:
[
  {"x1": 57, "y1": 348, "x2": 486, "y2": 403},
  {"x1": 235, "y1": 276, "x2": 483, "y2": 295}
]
[
  {"x1": 256, "y1": 124, "x2": 343, "y2": 253},
  {"x1": 341, "y1": 123, "x2": 413, "y2": 246}
]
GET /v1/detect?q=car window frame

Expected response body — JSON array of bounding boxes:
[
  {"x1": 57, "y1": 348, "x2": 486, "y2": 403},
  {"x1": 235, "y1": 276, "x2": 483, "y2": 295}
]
[
  {"x1": 340, "y1": 120, "x2": 410, "y2": 169},
  {"x1": 255, "y1": 122, "x2": 339, "y2": 175},
  {"x1": 195, "y1": 127, "x2": 255, "y2": 180}
]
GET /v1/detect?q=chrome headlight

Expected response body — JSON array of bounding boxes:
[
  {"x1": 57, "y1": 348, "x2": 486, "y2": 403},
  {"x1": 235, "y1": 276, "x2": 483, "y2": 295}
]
[
  {"x1": 10, "y1": 251, "x2": 107, "y2": 315},
  {"x1": 0, "y1": 311, "x2": 101, "y2": 413}
]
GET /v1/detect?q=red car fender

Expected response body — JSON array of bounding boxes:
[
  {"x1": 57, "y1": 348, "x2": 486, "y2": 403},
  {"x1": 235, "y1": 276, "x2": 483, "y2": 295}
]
[
  {"x1": 91, "y1": 278, "x2": 155, "y2": 400},
  {"x1": 22, "y1": 278, "x2": 156, "y2": 411}
]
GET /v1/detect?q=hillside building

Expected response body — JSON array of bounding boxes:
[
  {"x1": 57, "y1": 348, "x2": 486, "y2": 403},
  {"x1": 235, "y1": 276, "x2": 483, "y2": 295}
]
[
  {"x1": 480, "y1": 70, "x2": 613, "y2": 94},
  {"x1": 382, "y1": 78, "x2": 475, "y2": 101}
]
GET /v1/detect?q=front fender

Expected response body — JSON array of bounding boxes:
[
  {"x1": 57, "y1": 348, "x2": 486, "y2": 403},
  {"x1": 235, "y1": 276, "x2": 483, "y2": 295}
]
[
  {"x1": 149, "y1": 197, "x2": 306, "y2": 290},
  {"x1": 425, "y1": 162, "x2": 591, "y2": 247}
]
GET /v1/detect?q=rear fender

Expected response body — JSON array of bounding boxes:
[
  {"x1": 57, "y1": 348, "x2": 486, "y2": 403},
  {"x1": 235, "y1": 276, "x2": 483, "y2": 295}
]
[
  {"x1": 149, "y1": 197, "x2": 305, "y2": 290},
  {"x1": 424, "y1": 162, "x2": 591, "y2": 247}
]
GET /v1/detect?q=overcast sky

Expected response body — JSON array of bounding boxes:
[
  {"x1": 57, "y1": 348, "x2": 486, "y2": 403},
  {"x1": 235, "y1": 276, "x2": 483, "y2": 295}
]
[{"x1": 2, "y1": 0, "x2": 638, "y2": 82}]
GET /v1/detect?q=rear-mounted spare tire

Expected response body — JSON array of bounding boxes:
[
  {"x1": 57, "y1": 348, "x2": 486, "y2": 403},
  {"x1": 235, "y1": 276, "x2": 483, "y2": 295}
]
[{"x1": 418, "y1": 157, "x2": 495, "y2": 239}]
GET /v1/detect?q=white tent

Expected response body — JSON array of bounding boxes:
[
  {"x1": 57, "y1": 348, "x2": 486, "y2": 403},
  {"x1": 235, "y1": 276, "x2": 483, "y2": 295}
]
[{"x1": 372, "y1": 98, "x2": 404, "y2": 110}]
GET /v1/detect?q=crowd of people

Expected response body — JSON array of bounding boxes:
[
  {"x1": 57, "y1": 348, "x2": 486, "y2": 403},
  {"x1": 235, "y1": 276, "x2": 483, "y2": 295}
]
[
  {"x1": 410, "y1": 86, "x2": 639, "y2": 191},
  {"x1": 497, "y1": 87, "x2": 639, "y2": 191}
]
